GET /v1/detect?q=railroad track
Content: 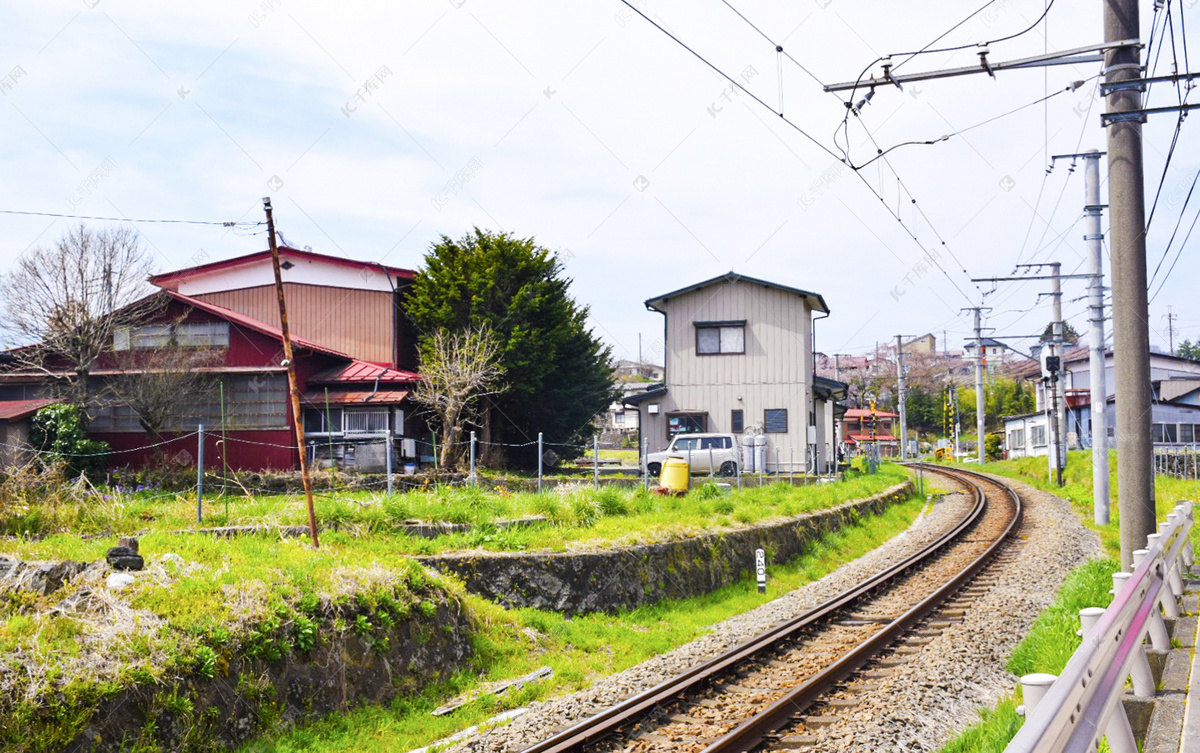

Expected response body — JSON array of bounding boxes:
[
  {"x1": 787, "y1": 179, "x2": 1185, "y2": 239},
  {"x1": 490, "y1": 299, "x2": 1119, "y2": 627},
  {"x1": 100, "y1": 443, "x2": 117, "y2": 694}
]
[{"x1": 520, "y1": 465, "x2": 1023, "y2": 753}]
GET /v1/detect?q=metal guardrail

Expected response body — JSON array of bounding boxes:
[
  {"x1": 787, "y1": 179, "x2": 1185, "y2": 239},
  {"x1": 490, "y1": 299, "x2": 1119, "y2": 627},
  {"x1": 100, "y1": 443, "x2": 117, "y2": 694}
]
[{"x1": 1004, "y1": 500, "x2": 1196, "y2": 753}]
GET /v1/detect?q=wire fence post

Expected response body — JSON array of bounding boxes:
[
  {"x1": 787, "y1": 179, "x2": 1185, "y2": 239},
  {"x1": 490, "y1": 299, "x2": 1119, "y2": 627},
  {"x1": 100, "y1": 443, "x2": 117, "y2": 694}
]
[
  {"x1": 196, "y1": 424, "x2": 205, "y2": 524},
  {"x1": 643, "y1": 437, "x2": 650, "y2": 491},
  {"x1": 708, "y1": 446, "x2": 714, "y2": 482},
  {"x1": 470, "y1": 431, "x2": 477, "y2": 488},
  {"x1": 385, "y1": 433, "x2": 393, "y2": 495},
  {"x1": 593, "y1": 434, "x2": 599, "y2": 489},
  {"x1": 789, "y1": 447, "x2": 794, "y2": 484},
  {"x1": 537, "y1": 432, "x2": 544, "y2": 493}
]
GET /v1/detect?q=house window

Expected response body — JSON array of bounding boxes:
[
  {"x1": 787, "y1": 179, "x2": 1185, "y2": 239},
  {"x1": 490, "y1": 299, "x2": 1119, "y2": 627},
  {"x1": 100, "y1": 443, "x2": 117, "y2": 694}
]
[
  {"x1": 1182, "y1": 424, "x2": 1195, "y2": 444},
  {"x1": 764, "y1": 409, "x2": 788, "y2": 433},
  {"x1": 115, "y1": 322, "x2": 230, "y2": 350},
  {"x1": 731, "y1": 409, "x2": 744, "y2": 433},
  {"x1": 226, "y1": 374, "x2": 288, "y2": 429},
  {"x1": 1152, "y1": 423, "x2": 1178, "y2": 444},
  {"x1": 345, "y1": 408, "x2": 389, "y2": 434},
  {"x1": 695, "y1": 321, "x2": 745, "y2": 355},
  {"x1": 1031, "y1": 425, "x2": 1047, "y2": 447},
  {"x1": 304, "y1": 406, "x2": 343, "y2": 434},
  {"x1": 1009, "y1": 429, "x2": 1025, "y2": 448},
  {"x1": 666, "y1": 412, "x2": 707, "y2": 439}
]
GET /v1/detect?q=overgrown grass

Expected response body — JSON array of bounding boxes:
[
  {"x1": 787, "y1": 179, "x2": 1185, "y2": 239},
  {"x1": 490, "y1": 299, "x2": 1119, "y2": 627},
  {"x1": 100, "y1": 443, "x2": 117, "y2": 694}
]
[
  {"x1": 0, "y1": 466, "x2": 912, "y2": 556},
  {"x1": 239, "y1": 492, "x2": 931, "y2": 753},
  {"x1": 0, "y1": 532, "x2": 459, "y2": 751}
]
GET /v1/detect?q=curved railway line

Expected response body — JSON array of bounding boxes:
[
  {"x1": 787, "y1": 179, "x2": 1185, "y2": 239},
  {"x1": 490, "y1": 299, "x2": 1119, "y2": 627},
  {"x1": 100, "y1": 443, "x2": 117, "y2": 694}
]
[{"x1": 520, "y1": 465, "x2": 1025, "y2": 753}]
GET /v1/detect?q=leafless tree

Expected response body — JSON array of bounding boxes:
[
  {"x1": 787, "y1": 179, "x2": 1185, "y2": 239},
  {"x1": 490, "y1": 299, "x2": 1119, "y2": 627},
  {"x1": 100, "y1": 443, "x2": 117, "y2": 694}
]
[
  {"x1": 410, "y1": 326, "x2": 505, "y2": 470},
  {"x1": 0, "y1": 224, "x2": 161, "y2": 419},
  {"x1": 102, "y1": 333, "x2": 224, "y2": 445}
]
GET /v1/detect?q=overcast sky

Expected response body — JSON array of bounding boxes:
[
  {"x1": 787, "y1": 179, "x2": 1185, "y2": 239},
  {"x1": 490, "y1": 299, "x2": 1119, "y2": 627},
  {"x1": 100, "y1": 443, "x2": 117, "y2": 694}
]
[{"x1": 0, "y1": 0, "x2": 1195, "y2": 363}]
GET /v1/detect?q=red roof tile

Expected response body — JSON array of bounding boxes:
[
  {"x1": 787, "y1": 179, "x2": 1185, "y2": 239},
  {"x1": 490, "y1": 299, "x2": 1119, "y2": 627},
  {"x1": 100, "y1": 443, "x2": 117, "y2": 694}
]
[
  {"x1": 845, "y1": 433, "x2": 899, "y2": 443},
  {"x1": 308, "y1": 360, "x2": 421, "y2": 384},
  {"x1": 0, "y1": 398, "x2": 58, "y2": 421}
]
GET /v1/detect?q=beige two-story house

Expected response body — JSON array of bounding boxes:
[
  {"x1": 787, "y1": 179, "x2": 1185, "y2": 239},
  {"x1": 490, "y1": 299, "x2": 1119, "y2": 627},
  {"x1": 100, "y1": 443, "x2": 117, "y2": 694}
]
[{"x1": 625, "y1": 273, "x2": 846, "y2": 474}]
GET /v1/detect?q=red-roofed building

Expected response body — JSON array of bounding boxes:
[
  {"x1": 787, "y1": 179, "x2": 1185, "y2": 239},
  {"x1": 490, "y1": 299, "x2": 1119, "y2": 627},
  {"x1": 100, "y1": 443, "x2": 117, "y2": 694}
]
[
  {"x1": 0, "y1": 398, "x2": 59, "y2": 469},
  {"x1": 840, "y1": 407, "x2": 900, "y2": 457},
  {"x1": 1, "y1": 247, "x2": 425, "y2": 472}
]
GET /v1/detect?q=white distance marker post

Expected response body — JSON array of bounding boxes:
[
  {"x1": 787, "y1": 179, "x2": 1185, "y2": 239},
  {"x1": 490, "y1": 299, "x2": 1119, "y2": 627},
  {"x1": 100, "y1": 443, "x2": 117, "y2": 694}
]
[{"x1": 755, "y1": 548, "x2": 766, "y2": 593}]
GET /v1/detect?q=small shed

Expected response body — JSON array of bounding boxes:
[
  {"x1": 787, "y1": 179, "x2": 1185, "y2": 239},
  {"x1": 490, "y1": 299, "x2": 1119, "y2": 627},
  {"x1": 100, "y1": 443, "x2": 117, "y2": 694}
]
[{"x1": 0, "y1": 399, "x2": 57, "y2": 470}]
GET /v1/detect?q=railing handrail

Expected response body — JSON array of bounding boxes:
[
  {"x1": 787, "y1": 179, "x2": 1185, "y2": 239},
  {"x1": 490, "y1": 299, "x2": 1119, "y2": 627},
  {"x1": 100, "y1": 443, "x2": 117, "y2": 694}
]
[{"x1": 1004, "y1": 501, "x2": 1194, "y2": 753}]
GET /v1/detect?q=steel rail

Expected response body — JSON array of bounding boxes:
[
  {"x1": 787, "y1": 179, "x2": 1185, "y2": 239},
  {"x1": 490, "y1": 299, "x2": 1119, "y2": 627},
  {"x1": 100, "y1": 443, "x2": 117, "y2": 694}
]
[
  {"x1": 521, "y1": 468, "x2": 1016, "y2": 753},
  {"x1": 701, "y1": 465, "x2": 1022, "y2": 753}
]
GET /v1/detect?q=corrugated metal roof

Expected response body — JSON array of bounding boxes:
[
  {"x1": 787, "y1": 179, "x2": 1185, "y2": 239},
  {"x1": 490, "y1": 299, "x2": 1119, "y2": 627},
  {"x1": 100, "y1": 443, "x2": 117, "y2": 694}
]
[
  {"x1": 646, "y1": 272, "x2": 829, "y2": 314},
  {"x1": 308, "y1": 360, "x2": 421, "y2": 384},
  {"x1": 301, "y1": 390, "x2": 409, "y2": 406},
  {"x1": 0, "y1": 398, "x2": 57, "y2": 421}
]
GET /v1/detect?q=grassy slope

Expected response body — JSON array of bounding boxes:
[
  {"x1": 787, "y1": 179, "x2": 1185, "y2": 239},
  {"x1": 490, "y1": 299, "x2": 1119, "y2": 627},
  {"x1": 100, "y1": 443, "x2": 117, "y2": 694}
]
[{"x1": 240, "y1": 492, "x2": 931, "y2": 753}]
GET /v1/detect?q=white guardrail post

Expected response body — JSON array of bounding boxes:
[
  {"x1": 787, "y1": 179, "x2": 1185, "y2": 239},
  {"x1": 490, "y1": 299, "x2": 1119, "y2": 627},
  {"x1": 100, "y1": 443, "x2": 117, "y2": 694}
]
[{"x1": 1004, "y1": 500, "x2": 1195, "y2": 753}]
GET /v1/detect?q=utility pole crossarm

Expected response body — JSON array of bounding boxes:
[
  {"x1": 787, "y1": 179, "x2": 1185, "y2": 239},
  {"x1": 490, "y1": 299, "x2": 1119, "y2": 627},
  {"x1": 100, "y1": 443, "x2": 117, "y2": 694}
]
[{"x1": 823, "y1": 39, "x2": 1138, "y2": 93}]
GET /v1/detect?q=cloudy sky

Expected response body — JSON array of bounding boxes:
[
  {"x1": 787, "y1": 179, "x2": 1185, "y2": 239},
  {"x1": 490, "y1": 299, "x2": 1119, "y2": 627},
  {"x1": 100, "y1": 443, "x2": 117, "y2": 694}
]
[{"x1": 0, "y1": 0, "x2": 1195, "y2": 363}]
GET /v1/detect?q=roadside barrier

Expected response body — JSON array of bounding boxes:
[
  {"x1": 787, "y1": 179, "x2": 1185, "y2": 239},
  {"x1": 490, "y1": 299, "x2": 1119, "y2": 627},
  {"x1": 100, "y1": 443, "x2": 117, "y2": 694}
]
[{"x1": 1005, "y1": 501, "x2": 1195, "y2": 753}]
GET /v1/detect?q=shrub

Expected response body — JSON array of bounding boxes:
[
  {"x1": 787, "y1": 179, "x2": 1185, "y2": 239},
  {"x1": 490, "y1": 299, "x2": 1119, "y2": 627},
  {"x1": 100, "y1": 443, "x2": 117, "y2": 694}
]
[{"x1": 30, "y1": 404, "x2": 109, "y2": 478}]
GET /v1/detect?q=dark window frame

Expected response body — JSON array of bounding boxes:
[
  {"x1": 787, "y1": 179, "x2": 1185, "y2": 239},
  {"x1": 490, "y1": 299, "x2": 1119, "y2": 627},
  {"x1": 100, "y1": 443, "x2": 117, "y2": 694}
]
[
  {"x1": 666, "y1": 412, "x2": 707, "y2": 440},
  {"x1": 694, "y1": 320, "x2": 746, "y2": 356},
  {"x1": 731, "y1": 409, "x2": 744, "y2": 433},
  {"x1": 764, "y1": 408, "x2": 788, "y2": 433}
]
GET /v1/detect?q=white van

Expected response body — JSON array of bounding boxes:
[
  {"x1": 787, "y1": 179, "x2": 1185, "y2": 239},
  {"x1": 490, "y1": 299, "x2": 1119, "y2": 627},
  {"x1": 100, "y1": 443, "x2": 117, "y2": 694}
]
[{"x1": 646, "y1": 433, "x2": 740, "y2": 477}]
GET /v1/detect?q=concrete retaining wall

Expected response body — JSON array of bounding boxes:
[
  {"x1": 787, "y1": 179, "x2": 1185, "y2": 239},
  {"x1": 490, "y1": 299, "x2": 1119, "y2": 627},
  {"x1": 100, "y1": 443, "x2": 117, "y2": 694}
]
[{"x1": 420, "y1": 481, "x2": 914, "y2": 615}]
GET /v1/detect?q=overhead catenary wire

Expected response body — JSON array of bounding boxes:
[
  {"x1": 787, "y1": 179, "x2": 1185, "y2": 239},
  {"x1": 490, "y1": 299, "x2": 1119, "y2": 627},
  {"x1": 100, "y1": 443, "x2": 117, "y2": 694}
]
[{"x1": 0, "y1": 209, "x2": 262, "y2": 226}]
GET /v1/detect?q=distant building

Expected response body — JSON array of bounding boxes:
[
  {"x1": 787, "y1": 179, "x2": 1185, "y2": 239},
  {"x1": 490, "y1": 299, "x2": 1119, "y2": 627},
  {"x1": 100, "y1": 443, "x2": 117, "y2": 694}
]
[
  {"x1": 624, "y1": 273, "x2": 847, "y2": 474},
  {"x1": 840, "y1": 407, "x2": 900, "y2": 457},
  {"x1": 905, "y1": 333, "x2": 937, "y2": 355}
]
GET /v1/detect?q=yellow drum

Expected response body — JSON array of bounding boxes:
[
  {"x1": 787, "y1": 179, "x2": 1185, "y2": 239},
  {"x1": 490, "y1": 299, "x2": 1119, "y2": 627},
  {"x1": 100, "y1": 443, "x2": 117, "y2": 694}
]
[{"x1": 660, "y1": 457, "x2": 690, "y2": 492}]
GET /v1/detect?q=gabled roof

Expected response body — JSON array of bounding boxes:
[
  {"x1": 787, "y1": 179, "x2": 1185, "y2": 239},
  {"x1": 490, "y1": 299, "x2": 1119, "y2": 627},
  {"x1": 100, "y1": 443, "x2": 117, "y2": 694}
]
[
  {"x1": 150, "y1": 247, "x2": 414, "y2": 290},
  {"x1": 302, "y1": 389, "x2": 410, "y2": 406},
  {"x1": 621, "y1": 384, "x2": 668, "y2": 405},
  {"x1": 0, "y1": 398, "x2": 58, "y2": 421},
  {"x1": 308, "y1": 360, "x2": 421, "y2": 385},
  {"x1": 645, "y1": 272, "x2": 829, "y2": 314},
  {"x1": 166, "y1": 291, "x2": 349, "y2": 359}
]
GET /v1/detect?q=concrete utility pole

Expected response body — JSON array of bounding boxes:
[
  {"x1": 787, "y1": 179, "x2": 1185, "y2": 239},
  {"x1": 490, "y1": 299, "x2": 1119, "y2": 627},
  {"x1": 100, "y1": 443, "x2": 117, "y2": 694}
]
[
  {"x1": 896, "y1": 335, "x2": 907, "y2": 460},
  {"x1": 1084, "y1": 152, "x2": 1110, "y2": 524},
  {"x1": 1105, "y1": 0, "x2": 1156, "y2": 568},
  {"x1": 972, "y1": 308, "x2": 986, "y2": 463},
  {"x1": 1166, "y1": 307, "x2": 1177, "y2": 355},
  {"x1": 263, "y1": 197, "x2": 320, "y2": 549},
  {"x1": 1049, "y1": 262, "x2": 1069, "y2": 477}
]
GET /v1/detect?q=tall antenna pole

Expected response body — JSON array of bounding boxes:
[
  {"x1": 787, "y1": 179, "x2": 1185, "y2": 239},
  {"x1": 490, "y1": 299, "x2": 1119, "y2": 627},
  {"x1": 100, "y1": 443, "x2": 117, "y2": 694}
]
[
  {"x1": 1105, "y1": 0, "x2": 1155, "y2": 568},
  {"x1": 263, "y1": 197, "x2": 320, "y2": 548}
]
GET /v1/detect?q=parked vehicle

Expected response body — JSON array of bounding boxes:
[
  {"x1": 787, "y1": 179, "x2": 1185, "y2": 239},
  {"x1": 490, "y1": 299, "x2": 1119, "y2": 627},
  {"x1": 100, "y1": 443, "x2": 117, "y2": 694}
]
[{"x1": 646, "y1": 433, "x2": 740, "y2": 477}]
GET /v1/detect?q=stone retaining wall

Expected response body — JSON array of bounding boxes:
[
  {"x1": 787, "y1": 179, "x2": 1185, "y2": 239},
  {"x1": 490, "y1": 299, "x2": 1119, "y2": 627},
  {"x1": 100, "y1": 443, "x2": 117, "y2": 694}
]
[
  {"x1": 420, "y1": 481, "x2": 914, "y2": 615},
  {"x1": 64, "y1": 598, "x2": 472, "y2": 752}
]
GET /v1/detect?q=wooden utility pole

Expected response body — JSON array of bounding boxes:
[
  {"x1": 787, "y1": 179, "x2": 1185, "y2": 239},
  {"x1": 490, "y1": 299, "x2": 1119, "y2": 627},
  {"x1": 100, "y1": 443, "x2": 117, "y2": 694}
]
[
  {"x1": 263, "y1": 197, "x2": 320, "y2": 548},
  {"x1": 1104, "y1": 0, "x2": 1155, "y2": 567}
]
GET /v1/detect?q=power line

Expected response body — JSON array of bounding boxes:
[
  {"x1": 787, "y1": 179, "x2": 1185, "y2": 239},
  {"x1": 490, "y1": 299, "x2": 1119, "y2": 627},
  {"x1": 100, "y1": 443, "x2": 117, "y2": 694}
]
[
  {"x1": 0, "y1": 208, "x2": 262, "y2": 226},
  {"x1": 1149, "y1": 187, "x2": 1200, "y2": 303},
  {"x1": 614, "y1": 0, "x2": 840, "y2": 162}
]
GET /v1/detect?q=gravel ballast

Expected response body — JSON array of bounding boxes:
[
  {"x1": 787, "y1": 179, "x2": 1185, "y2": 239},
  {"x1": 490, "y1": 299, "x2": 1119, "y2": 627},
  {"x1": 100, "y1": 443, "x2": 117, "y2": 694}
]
[{"x1": 425, "y1": 472, "x2": 1100, "y2": 753}]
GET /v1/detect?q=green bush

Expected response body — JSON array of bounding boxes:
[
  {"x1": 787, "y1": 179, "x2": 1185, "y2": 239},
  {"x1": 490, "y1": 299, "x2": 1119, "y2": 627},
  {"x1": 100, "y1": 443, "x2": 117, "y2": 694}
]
[{"x1": 30, "y1": 404, "x2": 109, "y2": 478}]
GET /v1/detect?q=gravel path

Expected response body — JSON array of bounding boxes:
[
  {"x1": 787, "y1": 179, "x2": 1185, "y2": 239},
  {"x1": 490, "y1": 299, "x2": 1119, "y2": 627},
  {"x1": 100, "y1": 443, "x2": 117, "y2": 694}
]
[{"x1": 426, "y1": 472, "x2": 1099, "y2": 753}]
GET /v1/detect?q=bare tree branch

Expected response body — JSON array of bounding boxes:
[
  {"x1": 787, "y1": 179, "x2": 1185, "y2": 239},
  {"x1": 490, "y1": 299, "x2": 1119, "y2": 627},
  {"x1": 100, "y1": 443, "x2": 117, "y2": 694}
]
[{"x1": 409, "y1": 326, "x2": 505, "y2": 470}]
